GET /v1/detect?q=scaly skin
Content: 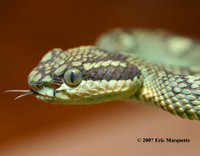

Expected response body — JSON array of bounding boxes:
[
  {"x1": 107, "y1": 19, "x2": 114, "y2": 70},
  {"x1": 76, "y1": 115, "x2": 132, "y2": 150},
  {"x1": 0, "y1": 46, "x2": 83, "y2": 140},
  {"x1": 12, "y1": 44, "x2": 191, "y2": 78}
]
[
  {"x1": 28, "y1": 46, "x2": 143, "y2": 105},
  {"x1": 7, "y1": 28, "x2": 200, "y2": 120}
]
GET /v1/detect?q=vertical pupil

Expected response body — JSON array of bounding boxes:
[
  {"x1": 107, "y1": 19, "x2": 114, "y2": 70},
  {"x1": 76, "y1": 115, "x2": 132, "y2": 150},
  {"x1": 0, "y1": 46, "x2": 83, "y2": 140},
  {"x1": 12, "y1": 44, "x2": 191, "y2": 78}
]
[{"x1": 70, "y1": 71, "x2": 75, "y2": 83}]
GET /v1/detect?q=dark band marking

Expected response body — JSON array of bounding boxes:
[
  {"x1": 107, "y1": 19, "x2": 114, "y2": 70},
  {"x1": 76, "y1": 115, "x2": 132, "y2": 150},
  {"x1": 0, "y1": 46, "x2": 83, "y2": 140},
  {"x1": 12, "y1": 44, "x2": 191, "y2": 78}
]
[
  {"x1": 30, "y1": 47, "x2": 142, "y2": 85},
  {"x1": 82, "y1": 63, "x2": 141, "y2": 81}
]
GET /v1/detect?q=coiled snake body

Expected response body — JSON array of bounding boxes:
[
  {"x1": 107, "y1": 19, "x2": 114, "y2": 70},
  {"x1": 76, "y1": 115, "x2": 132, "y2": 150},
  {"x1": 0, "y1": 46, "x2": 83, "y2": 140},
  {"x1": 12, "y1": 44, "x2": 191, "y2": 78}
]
[{"x1": 6, "y1": 28, "x2": 200, "y2": 120}]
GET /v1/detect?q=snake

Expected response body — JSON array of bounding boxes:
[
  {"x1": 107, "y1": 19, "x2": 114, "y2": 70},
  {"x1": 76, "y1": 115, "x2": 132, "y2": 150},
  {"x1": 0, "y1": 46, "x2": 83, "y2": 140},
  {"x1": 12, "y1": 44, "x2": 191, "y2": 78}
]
[{"x1": 5, "y1": 28, "x2": 200, "y2": 120}]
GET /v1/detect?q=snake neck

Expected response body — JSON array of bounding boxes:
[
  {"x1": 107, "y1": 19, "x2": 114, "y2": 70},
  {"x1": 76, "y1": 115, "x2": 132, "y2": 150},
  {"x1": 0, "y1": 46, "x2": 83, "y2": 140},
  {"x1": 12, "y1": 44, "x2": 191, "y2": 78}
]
[
  {"x1": 128, "y1": 59, "x2": 200, "y2": 120},
  {"x1": 125, "y1": 55, "x2": 164, "y2": 102},
  {"x1": 128, "y1": 62, "x2": 165, "y2": 103}
]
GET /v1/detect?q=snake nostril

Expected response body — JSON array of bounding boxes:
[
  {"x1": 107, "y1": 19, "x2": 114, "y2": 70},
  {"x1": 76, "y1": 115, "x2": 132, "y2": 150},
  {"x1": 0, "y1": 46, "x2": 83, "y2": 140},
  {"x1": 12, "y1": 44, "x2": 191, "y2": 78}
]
[
  {"x1": 36, "y1": 84, "x2": 44, "y2": 89},
  {"x1": 36, "y1": 85, "x2": 43, "y2": 89}
]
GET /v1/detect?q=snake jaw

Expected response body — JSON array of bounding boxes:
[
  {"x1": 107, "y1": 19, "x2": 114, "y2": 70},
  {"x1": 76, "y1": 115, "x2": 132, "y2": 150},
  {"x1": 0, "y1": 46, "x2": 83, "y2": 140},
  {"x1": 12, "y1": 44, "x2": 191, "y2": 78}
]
[
  {"x1": 28, "y1": 78, "x2": 141, "y2": 105},
  {"x1": 27, "y1": 81, "x2": 60, "y2": 103}
]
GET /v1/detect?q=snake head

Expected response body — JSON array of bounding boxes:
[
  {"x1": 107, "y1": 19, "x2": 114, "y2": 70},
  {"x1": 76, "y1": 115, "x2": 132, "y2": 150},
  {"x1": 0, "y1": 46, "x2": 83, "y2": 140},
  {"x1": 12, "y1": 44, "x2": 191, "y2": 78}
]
[{"x1": 25, "y1": 46, "x2": 142, "y2": 104}]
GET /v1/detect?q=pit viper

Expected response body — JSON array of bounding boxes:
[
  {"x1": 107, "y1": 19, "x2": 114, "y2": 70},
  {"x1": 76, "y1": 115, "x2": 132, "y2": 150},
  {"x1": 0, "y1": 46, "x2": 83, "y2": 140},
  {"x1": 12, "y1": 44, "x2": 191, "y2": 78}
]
[{"x1": 5, "y1": 28, "x2": 200, "y2": 120}]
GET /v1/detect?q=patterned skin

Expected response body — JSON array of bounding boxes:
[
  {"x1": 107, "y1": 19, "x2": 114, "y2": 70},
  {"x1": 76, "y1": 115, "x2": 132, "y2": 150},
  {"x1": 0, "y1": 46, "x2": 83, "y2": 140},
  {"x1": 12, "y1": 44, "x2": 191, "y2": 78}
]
[
  {"x1": 6, "y1": 28, "x2": 200, "y2": 120},
  {"x1": 28, "y1": 46, "x2": 143, "y2": 104}
]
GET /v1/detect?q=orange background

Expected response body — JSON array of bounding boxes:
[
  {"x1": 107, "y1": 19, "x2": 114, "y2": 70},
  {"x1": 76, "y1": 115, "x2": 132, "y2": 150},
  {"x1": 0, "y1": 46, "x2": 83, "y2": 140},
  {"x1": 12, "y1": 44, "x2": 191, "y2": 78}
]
[{"x1": 1, "y1": 1, "x2": 200, "y2": 155}]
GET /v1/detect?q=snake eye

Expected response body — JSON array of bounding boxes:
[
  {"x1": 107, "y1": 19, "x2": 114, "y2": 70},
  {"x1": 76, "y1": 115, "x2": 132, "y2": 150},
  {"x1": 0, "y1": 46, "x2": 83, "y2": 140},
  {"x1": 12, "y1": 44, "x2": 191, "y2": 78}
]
[{"x1": 63, "y1": 68, "x2": 82, "y2": 86}]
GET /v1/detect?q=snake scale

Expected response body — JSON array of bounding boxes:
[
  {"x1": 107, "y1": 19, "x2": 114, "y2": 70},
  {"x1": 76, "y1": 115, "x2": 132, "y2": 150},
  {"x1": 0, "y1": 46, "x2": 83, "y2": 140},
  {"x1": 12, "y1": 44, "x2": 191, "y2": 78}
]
[{"x1": 6, "y1": 28, "x2": 200, "y2": 120}]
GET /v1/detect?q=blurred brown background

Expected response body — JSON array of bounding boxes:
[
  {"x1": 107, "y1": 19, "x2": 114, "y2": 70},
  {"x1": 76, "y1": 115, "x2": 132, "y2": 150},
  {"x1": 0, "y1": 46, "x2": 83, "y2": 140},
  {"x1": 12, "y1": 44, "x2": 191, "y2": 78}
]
[{"x1": 1, "y1": 1, "x2": 200, "y2": 156}]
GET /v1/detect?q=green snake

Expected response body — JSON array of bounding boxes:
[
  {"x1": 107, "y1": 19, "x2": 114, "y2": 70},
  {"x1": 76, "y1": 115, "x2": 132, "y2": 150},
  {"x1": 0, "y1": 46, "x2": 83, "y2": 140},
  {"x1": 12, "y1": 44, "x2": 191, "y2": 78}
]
[{"x1": 5, "y1": 28, "x2": 200, "y2": 120}]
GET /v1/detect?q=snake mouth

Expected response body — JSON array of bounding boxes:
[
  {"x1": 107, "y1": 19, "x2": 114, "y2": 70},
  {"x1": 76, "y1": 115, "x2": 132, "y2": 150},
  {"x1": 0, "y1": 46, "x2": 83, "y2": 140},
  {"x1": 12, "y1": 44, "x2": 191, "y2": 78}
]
[
  {"x1": 28, "y1": 83, "x2": 63, "y2": 103},
  {"x1": 29, "y1": 82, "x2": 60, "y2": 95}
]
